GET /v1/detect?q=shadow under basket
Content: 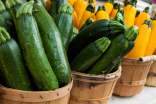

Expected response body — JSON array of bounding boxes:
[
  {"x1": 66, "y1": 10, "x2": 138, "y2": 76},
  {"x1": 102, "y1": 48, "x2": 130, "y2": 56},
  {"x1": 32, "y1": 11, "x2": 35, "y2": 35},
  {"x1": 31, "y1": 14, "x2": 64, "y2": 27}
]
[
  {"x1": 114, "y1": 58, "x2": 153, "y2": 97},
  {"x1": 0, "y1": 81, "x2": 73, "y2": 104},
  {"x1": 146, "y1": 61, "x2": 156, "y2": 87},
  {"x1": 70, "y1": 67, "x2": 121, "y2": 104}
]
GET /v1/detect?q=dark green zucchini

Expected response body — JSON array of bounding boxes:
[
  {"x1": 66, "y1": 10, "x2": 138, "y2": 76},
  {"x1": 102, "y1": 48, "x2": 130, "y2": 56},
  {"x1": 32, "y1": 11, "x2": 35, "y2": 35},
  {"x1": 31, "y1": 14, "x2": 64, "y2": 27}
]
[
  {"x1": 57, "y1": 3, "x2": 73, "y2": 48},
  {"x1": 66, "y1": 26, "x2": 78, "y2": 50},
  {"x1": 80, "y1": 18, "x2": 94, "y2": 31},
  {"x1": 88, "y1": 34, "x2": 129, "y2": 74},
  {"x1": 68, "y1": 20, "x2": 125, "y2": 62},
  {"x1": 33, "y1": 2, "x2": 71, "y2": 87},
  {"x1": 71, "y1": 37, "x2": 111, "y2": 72},
  {"x1": 0, "y1": 27, "x2": 32, "y2": 90},
  {"x1": 88, "y1": 26, "x2": 137, "y2": 74},
  {"x1": 104, "y1": 56, "x2": 121, "y2": 74},
  {"x1": 15, "y1": 1, "x2": 59, "y2": 90}
]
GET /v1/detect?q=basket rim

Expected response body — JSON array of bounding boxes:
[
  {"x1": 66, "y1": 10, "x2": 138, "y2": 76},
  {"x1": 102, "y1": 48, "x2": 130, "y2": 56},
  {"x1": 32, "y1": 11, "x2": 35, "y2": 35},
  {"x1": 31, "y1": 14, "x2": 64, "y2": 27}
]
[
  {"x1": 0, "y1": 81, "x2": 73, "y2": 102},
  {"x1": 123, "y1": 58, "x2": 153, "y2": 64},
  {"x1": 0, "y1": 80, "x2": 73, "y2": 93},
  {"x1": 72, "y1": 66, "x2": 121, "y2": 80}
]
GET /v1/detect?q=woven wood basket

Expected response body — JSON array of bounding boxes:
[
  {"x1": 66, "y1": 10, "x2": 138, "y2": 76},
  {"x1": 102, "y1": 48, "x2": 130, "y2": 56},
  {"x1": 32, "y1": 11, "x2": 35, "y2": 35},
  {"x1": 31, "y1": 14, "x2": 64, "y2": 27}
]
[
  {"x1": 0, "y1": 81, "x2": 73, "y2": 104},
  {"x1": 146, "y1": 61, "x2": 156, "y2": 87},
  {"x1": 69, "y1": 67, "x2": 121, "y2": 104},
  {"x1": 114, "y1": 58, "x2": 152, "y2": 97}
]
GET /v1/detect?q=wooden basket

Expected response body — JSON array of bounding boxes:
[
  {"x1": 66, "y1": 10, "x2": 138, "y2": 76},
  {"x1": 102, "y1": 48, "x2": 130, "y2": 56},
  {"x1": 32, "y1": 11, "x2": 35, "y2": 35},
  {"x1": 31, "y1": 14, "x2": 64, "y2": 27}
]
[
  {"x1": 146, "y1": 61, "x2": 156, "y2": 87},
  {"x1": 69, "y1": 67, "x2": 121, "y2": 104},
  {"x1": 0, "y1": 81, "x2": 73, "y2": 104},
  {"x1": 114, "y1": 58, "x2": 152, "y2": 97}
]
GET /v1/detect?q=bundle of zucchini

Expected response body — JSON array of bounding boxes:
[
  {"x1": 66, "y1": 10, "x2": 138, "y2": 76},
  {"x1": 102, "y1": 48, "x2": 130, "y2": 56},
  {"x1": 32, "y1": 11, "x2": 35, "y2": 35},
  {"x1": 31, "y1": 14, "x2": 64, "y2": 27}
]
[
  {"x1": 0, "y1": 0, "x2": 73, "y2": 91},
  {"x1": 68, "y1": 20, "x2": 138, "y2": 74}
]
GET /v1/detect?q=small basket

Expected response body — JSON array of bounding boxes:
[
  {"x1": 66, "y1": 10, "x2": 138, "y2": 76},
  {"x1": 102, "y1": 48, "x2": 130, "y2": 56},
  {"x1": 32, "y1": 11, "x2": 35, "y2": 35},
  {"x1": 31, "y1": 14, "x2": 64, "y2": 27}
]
[
  {"x1": 70, "y1": 67, "x2": 121, "y2": 104},
  {"x1": 114, "y1": 58, "x2": 153, "y2": 97},
  {"x1": 146, "y1": 61, "x2": 156, "y2": 87},
  {"x1": 0, "y1": 81, "x2": 73, "y2": 104},
  {"x1": 146, "y1": 55, "x2": 156, "y2": 87}
]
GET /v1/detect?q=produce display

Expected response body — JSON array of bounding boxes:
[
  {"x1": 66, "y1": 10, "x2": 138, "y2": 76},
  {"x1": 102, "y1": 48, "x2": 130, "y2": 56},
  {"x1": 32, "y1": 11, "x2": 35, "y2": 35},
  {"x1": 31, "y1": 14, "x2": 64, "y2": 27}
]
[{"x1": 0, "y1": 0, "x2": 155, "y2": 92}]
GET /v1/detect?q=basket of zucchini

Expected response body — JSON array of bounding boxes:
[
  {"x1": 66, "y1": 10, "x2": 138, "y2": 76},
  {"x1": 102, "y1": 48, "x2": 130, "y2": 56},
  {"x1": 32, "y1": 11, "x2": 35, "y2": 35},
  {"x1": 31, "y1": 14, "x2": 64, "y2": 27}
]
[
  {"x1": 67, "y1": 0, "x2": 138, "y2": 104},
  {"x1": 0, "y1": 0, "x2": 73, "y2": 104}
]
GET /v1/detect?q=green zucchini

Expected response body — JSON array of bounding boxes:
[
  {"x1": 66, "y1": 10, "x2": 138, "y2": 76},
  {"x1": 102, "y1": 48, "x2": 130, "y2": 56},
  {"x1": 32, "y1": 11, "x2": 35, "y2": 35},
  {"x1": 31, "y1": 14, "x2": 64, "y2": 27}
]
[
  {"x1": 50, "y1": 0, "x2": 67, "y2": 21},
  {"x1": 6, "y1": 0, "x2": 24, "y2": 24},
  {"x1": 66, "y1": 26, "x2": 78, "y2": 50},
  {"x1": 57, "y1": 3, "x2": 73, "y2": 48},
  {"x1": 0, "y1": 0, "x2": 15, "y2": 38},
  {"x1": 88, "y1": 26, "x2": 137, "y2": 74},
  {"x1": 104, "y1": 56, "x2": 121, "y2": 74},
  {"x1": 33, "y1": 2, "x2": 71, "y2": 86},
  {"x1": 115, "y1": 11, "x2": 124, "y2": 24},
  {"x1": 68, "y1": 20, "x2": 125, "y2": 62},
  {"x1": 0, "y1": 27, "x2": 32, "y2": 90},
  {"x1": 125, "y1": 26, "x2": 138, "y2": 41},
  {"x1": 15, "y1": 1, "x2": 59, "y2": 90},
  {"x1": 71, "y1": 37, "x2": 111, "y2": 72},
  {"x1": 80, "y1": 18, "x2": 94, "y2": 31},
  {"x1": 88, "y1": 34, "x2": 129, "y2": 74}
]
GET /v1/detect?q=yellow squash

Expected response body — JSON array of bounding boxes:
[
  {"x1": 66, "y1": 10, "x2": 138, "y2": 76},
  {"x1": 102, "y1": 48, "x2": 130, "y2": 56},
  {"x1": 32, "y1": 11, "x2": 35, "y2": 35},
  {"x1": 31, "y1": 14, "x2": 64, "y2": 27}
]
[
  {"x1": 74, "y1": 0, "x2": 87, "y2": 23},
  {"x1": 127, "y1": 20, "x2": 151, "y2": 58},
  {"x1": 104, "y1": 0, "x2": 114, "y2": 15},
  {"x1": 68, "y1": 0, "x2": 76, "y2": 6},
  {"x1": 135, "y1": 7, "x2": 150, "y2": 27},
  {"x1": 145, "y1": 16, "x2": 156, "y2": 56},
  {"x1": 110, "y1": 3, "x2": 120, "y2": 19},
  {"x1": 124, "y1": 0, "x2": 137, "y2": 27},
  {"x1": 79, "y1": 3, "x2": 95, "y2": 29},
  {"x1": 96, "y1": 6, "x2": 109, "y2": 20},
  {"x1": 73, "y1": 11, "x2": 79, "y2": 28}
]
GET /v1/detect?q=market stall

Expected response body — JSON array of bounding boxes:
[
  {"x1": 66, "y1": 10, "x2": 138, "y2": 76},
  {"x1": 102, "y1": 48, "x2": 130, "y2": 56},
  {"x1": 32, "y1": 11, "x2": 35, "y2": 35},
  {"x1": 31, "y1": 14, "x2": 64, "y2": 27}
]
[{"x1": 0, "y1": 0, "x2": 155, "y2": 104}]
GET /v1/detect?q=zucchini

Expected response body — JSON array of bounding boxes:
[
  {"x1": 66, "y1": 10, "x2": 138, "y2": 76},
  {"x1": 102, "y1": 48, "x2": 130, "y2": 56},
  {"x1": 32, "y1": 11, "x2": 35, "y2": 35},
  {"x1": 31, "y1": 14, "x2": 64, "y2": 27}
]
[
  {"x1": 33, "y1": 2, "x2": 71, "y2": 86},
  {"x1": 125, "y1": 26, "x2": 138, "y2": 41},
  {"x1": 6, "y1": 0, "x2": 24, "y2": 24},
  {"x1": 115, "y1": 11, "x2": 124, "y2": 24},
  {"x1": 71, "y1": 37, "x2": 111, "y2": 72},
  {"x1": 0, "y1": 0, "x2": 15, "y2": 38},
  {"x1": 68, "y1": 20, "x2": 125, "y2": 62},
  {"x1": 66, "y1": 26, "x2": 78, "y2": 50},
  {"x1": 0, "y1": 27, "x2": 32, "y2": 90},
  {"x1": 88, "y1": 34, "x2": 129, "y2": 74},
  {"x1": 50, "y1": 0, "x2": 67, "y2": 21},
  {"x1": 104, "y1": 56, "x2": 121, "y2": 74},
  {"x1": 88, "y1": 26, "x2": 137, "y2": 74},
  {"x1": 15, "y1": 1, "x2": 59, "y2": 90},
  {"x1": 80, "y1": 18, "x2": 94, "y2": 31},
  {"x1": 57, "y1": 3, "x2": 73, "y2": 48}
]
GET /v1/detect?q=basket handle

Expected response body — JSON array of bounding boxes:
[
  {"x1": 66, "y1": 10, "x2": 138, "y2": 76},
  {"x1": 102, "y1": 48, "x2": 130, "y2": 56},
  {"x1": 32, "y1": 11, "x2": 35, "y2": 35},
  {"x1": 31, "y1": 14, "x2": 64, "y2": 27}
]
[{"x1": 139, "y1": 55, "x2": 156, "y2": 62}]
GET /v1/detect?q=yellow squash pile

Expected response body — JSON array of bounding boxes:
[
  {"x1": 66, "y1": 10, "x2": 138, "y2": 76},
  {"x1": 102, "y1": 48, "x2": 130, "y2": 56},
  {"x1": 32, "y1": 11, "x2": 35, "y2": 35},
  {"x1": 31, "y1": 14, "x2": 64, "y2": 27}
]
[{"x1": 70, "y1": 0, "x2": 120, "y2": 29}]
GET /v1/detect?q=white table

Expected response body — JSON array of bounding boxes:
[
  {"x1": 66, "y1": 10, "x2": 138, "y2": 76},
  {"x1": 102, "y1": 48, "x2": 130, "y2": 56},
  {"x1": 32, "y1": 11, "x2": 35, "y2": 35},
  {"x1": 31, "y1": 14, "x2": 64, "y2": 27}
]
[{"x1": 110, "y1": 87, "x2": 156, "y2": 104}]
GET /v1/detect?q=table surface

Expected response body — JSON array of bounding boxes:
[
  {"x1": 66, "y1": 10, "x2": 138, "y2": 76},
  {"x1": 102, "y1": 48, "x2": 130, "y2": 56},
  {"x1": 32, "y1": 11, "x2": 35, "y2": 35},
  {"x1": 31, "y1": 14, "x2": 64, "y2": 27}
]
[{"x1": 110, "y1": 87, "x2": 156, "y2": 104}]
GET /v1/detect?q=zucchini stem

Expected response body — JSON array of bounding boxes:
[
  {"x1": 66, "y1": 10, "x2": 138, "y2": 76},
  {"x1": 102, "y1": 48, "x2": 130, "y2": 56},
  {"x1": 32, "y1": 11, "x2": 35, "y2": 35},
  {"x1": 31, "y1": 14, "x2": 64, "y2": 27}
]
[
  {"x1": 16, "y1": 0, "x2": 34, "y2": 18},
  {"x1": 0, "y1": 27, "x2": 11, "y2": 44},
  {"x1": 58, "y1": 3, "x2": 73, "y2": 15},
  {"x1": 6, "y1": 0, "x2": 22, "y2": 9},
  {"x1": 0, "y1": 0, "x2": 6, "y2": 12}
]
